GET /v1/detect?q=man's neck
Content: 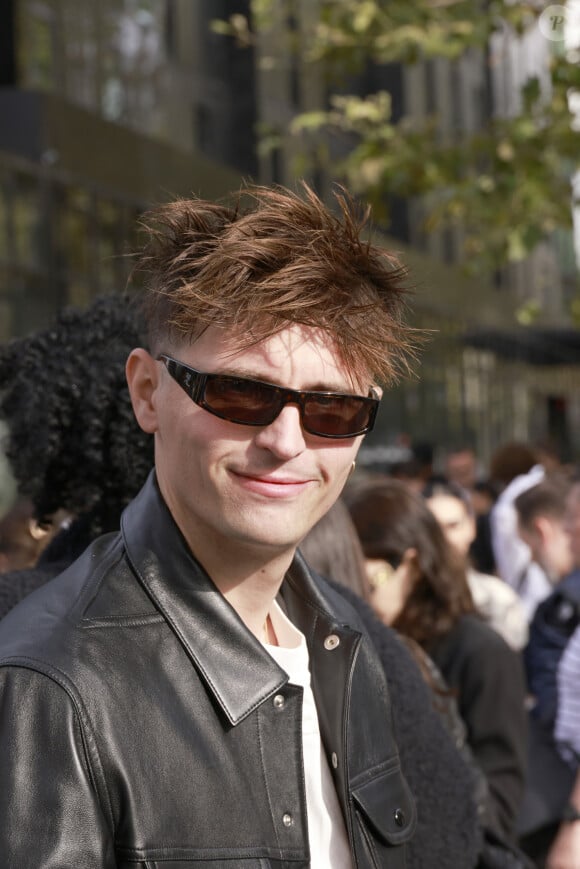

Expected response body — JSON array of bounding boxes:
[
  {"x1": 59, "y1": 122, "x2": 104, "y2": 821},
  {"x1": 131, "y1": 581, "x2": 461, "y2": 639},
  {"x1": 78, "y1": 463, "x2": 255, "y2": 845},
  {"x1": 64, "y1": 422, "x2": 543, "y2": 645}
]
[
  {"x1": 222, "y1": 584, "x2": 281, "y2": 645},
  {"x1": 161, "y1": 482, "x2": 299, "y2": 643},
  {"x1": 185, "y1": 530, "x2": 295, "y2": 644}
]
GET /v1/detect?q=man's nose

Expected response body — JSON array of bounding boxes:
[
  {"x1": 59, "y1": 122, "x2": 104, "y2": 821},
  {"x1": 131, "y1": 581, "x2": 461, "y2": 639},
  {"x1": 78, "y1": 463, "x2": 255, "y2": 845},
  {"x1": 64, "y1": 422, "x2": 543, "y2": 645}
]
[{"x1": 253, "y1": 403, "x2": 307, "y2": 459}]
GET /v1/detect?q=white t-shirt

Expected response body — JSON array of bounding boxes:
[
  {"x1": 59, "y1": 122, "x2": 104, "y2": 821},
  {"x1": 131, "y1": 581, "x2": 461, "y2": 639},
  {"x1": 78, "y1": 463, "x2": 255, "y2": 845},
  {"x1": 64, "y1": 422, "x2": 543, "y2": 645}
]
[{"x1": 264, "y1": 601, "x2": 353, "y2": 869}]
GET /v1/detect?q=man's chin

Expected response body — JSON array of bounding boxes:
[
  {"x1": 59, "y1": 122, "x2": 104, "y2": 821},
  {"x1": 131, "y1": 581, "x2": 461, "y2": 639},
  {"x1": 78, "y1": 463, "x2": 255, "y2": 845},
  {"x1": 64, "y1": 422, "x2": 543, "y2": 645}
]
[{"x1": 229, "y1": 521, "x2": 309, "y2": 556}]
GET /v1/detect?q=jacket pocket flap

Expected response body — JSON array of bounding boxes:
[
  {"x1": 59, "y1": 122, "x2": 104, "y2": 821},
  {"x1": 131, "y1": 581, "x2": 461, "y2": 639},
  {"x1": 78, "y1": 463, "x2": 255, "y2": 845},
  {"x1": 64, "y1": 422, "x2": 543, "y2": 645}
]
[{"x1": 352, "y1": 766, "x2": 416, "y2": 846}]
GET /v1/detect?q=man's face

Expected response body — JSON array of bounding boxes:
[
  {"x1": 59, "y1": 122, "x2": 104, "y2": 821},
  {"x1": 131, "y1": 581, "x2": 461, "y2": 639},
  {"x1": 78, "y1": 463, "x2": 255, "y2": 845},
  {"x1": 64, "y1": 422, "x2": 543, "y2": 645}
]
[
  {"x1": 565, "y1": 485, "x2": 580, "y2": 569},
  {"x1": 128, "y1": 324, "x2": 368, "y2": 564},
  {"x1": 445, "y1": 450, "x2": 477, "y2": 491},
  {"x1": 518, "y1": 515, "x2": 574, "y2": 581}
]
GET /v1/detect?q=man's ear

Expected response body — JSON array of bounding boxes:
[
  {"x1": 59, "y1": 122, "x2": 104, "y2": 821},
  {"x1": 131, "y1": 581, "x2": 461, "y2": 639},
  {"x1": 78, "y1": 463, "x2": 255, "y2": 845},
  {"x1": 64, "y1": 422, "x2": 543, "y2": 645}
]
[
  {"x1": 126, "y1": 348, "x2": 160, "y2": 434},
  {"x1": 534, "y1": 515, "x2": 552, "y2": 545}
]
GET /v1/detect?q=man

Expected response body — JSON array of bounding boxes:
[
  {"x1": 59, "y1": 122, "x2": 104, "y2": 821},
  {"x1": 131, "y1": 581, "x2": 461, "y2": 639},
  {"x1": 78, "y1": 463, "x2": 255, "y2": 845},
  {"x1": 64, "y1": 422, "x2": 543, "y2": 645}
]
[
  {"x1": 0, "y1": 184, "x2": 448, "y2": 867},
  {"x1": 444, "y1": 444, "x2": 479, "y2": 492},
  {"x1": 514, "y1": 479, "x2": 580, "y2": 867},
  {"x1": 514, "y1": 476, "x2": 576, "y2": 725},
  {"x1": 515, "y1": 476, "x2": 574, "y2": 592}
]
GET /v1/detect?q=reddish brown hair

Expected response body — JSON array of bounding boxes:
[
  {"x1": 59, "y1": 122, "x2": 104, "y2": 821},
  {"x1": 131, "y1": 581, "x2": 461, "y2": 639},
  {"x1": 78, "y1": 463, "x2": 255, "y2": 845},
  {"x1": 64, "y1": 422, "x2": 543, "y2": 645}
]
[{"x1": 134, "y1": 182, "x2": 419, "y2": 385}]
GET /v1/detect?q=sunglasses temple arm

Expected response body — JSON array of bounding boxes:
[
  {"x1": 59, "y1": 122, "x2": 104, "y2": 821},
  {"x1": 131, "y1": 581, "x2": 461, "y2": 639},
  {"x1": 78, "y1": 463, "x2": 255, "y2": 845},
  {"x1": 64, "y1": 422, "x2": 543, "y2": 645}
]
[
  {"x1": 191, "y1": 371, "x2": 208, "y2": 403},
  {"x1": 168, "y1": 358, "x2": 206, "y2": 404}
]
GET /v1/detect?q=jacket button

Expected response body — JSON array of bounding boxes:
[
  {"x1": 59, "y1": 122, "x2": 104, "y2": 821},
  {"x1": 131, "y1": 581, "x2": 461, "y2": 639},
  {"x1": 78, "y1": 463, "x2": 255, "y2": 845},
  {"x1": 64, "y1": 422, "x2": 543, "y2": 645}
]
[
  {"x1": 324, "y1": 634, "x2": 340, "y2": 650},
  {"x1": 331, "y1": 752, "x2": 338, "y2": 769},
  {"x1": 282, "y1": 813, "x2": 294, "y2": 827},
  {"x1": 394, "y1": 808, "x2": 405, "y2": 827},
  {"x1": 273, "y1": 694, "x2": 285, "y2": 710}
]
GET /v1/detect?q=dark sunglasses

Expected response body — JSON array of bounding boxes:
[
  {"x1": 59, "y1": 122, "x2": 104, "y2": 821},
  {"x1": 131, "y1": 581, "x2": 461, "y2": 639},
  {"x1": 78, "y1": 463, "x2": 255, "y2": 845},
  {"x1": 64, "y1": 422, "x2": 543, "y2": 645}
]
[{"x1": 157, "y1": 354, "x2": 379, "y2": 439}]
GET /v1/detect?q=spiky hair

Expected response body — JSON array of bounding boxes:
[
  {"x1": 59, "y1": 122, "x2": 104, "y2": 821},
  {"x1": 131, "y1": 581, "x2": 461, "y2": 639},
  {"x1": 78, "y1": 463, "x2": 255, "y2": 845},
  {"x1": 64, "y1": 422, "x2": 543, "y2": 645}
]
[{"x1": 135, "y1": 182, "x2": 420, "y2": 386}]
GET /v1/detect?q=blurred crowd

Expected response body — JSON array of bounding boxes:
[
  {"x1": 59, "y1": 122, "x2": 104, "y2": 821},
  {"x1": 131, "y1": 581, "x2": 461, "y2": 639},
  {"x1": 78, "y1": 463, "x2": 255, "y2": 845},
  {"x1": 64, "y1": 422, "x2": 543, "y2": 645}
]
[
  {"x1": 321, "y1": 440, "x2": 580, "y2": 869},
  {"x1": 2, "y1": 293, "x2": 580, "y2": 868}
]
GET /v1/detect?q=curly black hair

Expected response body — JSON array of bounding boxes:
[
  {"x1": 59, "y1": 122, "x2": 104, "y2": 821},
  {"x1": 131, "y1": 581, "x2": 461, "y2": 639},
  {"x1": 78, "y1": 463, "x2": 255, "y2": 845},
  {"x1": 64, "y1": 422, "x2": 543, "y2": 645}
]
[{"x1": 0, "y1": 293, "x2": 154, "y2": 538}]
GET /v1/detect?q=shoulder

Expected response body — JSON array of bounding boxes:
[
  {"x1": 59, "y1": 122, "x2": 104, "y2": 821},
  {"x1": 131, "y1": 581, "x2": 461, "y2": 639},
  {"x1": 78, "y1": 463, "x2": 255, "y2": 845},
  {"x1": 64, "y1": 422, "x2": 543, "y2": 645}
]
[
  {"x1": 313, "y1": 576, "x2": 427, "y2": 704},
  {"x1": 0, "y1": 532, "x2": 136, "y2": 669},
  {"x1": 431, "y1": 615, "x2": 523, "y2": 686},
  {"x1": 319, "y1": 579, "x2": 421, "y2": 674},
  {"x1": 0, "y1": 519, "x2": 96, "y2": 621},
  {"x1": 312, "y1": 573, "x2": 370, "y2": 630},
  {"x1": 0, "y1": 565, "x2": 58, "y2": 621},
  {"x1": 468, "y1": 570, "x2": 528, "y2": 649},
  {"x1": 468, "y1": 570, "x2": 519, "y2": 603},
  {"x1": 444, "y1": 613, "x2": 514, "y2": 651}
]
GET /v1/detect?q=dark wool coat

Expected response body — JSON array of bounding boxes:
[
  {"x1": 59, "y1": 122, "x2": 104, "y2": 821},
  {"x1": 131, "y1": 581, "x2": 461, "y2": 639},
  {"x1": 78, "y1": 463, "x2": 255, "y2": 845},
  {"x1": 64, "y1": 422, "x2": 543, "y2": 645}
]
[{"x1": 428, "y1": 614, "x2": 528, "y2": 844}]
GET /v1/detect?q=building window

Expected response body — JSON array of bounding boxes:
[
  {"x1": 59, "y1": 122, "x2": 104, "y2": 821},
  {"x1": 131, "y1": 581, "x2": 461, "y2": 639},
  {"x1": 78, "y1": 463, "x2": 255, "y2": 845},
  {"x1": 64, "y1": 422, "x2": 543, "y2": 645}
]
[
  {"x1": 287, "y1": 1, "x2": 300, "y2": 109},
  {"x1": 164, "y1": 0, "x2": 177, "y2": 60},
  {"x1": 270, "y1": 146, "x2": 282, "y2": 184},
  {"x1": 194, "y1": 103, "x2": 213, "y2": 153},
  {"x1": 424, "y1": 59, "x2": 436, "y2": 114},
  {"x1": 442, "y1": 225, "x2": 455, "y2": 265},
  {"x1": 449, "y1": 59, "x2": 463, "y2": 134}
]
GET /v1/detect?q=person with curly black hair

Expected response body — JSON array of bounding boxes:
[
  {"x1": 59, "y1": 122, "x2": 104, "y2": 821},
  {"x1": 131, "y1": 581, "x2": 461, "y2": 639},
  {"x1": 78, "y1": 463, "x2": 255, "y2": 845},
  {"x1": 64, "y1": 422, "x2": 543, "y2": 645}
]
[{"x1": 0, "y1": 292, "x2": 154, "y2": 616}]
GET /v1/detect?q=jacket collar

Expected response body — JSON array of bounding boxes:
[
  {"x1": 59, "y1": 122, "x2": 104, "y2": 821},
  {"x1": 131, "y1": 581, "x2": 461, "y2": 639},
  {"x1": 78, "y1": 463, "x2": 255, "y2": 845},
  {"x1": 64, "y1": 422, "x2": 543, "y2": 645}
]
[{"x1": 120, "y1": 472, "x2": 347, "y2": 726}]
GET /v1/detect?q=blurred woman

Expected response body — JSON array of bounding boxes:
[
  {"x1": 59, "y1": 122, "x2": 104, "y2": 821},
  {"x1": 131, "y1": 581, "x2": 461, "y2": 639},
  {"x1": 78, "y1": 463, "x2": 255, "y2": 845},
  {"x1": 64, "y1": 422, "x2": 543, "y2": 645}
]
[
  {"x1": 345, "y1": 477, "x2": 529, "y2": 846},
  {"x1": 423, "y1": 479, "x2": 528, "y2": 651},
  {"x1": 300, "y1": 499, "x2": 484, "y2": 868}
]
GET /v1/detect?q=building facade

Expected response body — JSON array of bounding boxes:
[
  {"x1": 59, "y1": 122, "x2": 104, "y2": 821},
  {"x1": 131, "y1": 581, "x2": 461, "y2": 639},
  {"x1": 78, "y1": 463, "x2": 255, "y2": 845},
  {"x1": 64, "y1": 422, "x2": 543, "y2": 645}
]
[
  {"x1": 250, "y1": 1, "x2": 580, "y2": 465},
  {"x1": 0, "y1": 0, "x2": 248, "y2": 338},
  {"x1": 2, "y1": 0, "x2": 579, "y2": 465}
]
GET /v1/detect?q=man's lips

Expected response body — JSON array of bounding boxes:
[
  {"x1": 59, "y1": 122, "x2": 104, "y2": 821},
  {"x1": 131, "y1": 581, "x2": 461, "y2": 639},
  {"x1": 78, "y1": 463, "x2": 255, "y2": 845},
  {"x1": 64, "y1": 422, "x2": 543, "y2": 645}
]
[{"x1": 231, "y1": 470, "x2": 315, "y2": 498}]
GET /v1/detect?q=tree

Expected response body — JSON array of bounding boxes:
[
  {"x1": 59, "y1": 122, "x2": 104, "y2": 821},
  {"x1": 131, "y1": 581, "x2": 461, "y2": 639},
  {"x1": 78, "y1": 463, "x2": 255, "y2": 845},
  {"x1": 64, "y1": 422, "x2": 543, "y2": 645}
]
[{"x1": 214, "y1": 1, "x2": 580, "y2": 289}]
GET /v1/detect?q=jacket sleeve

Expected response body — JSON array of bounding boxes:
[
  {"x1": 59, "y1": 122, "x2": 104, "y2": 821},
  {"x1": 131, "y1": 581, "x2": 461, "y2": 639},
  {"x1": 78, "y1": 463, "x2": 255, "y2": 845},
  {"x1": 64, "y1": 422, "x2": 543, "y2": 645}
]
[{"x1": 0, "y1": 664, "x2": 116, "y2": 869}]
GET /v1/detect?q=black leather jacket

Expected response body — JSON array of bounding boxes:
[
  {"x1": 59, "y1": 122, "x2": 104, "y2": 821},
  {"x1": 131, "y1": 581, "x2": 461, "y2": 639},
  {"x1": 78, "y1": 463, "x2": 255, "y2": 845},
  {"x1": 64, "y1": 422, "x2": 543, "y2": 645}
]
[{"x1": 0, "y1": 474, "x2": 416, "y2": 868}]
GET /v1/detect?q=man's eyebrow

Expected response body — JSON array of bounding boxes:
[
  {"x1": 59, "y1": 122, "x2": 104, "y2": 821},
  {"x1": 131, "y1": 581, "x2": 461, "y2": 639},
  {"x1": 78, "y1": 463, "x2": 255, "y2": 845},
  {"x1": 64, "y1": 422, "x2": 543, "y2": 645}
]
[{"x1": 215, "y1": 365, "x2": 359, "y2": 394}]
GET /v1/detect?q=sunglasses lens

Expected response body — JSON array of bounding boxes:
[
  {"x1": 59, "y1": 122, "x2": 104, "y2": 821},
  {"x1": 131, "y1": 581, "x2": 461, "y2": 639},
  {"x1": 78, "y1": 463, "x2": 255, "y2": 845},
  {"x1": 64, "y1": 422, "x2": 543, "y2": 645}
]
[
  {"x1": 204, "y1": 376, "x2": 278, "y2": 425},
  {"x1": 174, "y1": 360, "x2": 377, "y2": 438},
  {"x1": 303, "y1": 395, "x2": 373, "y2": 437}
]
